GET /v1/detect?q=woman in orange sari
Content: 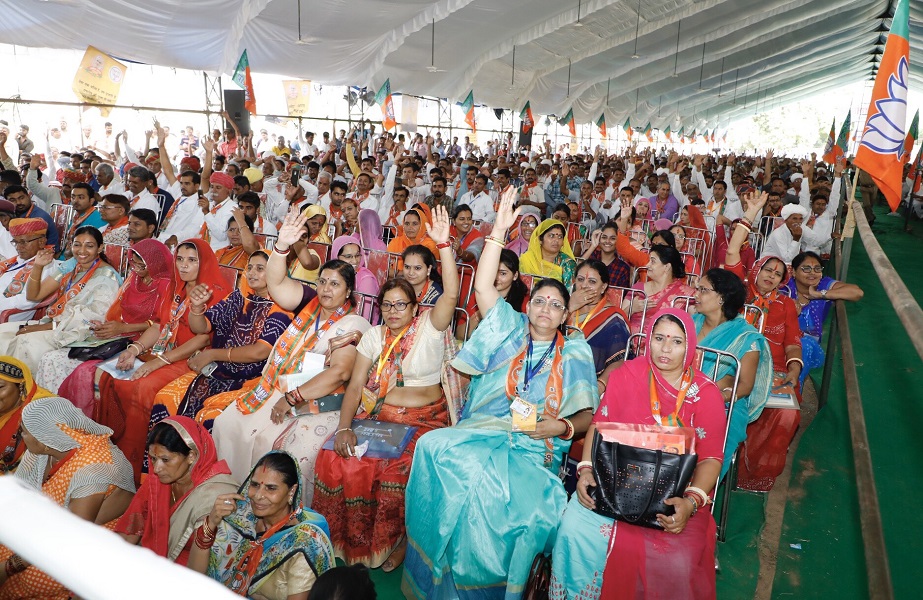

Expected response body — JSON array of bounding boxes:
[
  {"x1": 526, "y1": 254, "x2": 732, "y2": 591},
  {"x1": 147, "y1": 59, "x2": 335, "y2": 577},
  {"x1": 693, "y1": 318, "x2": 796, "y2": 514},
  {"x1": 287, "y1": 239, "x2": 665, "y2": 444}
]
[
  {"x1": 214, "y1": 212, "x2": 259, "y2": 270},
  {"x1": 386, "y1": 206, "x2": 438, "y2": 258},
  {"x1": 96, "y1": 239, "x2": 230, "y2": 484},
  {"x1": 0, "y1": 356, "x2": 54, "y2": 474},
  {"x1": 1, "y1": 397, "x2": 135, "y2": 599}
]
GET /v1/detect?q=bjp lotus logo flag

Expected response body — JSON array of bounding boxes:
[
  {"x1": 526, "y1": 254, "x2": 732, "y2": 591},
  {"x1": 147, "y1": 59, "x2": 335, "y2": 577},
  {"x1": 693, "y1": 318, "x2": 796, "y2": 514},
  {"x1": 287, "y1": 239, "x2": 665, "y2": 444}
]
[{"x1": 854, "y1": 0, "x2": 909, "y2": 211}]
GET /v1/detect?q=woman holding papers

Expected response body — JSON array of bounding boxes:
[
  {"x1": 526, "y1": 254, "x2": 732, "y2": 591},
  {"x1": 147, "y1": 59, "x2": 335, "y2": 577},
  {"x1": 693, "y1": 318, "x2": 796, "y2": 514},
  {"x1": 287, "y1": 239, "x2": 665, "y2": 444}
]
[
  {"x1": 549, "y1": 309, "x2": 726, "y2": 600},
  {"x1": 402, "y1": 196, "x2": 596, "y2": 598},
  {"x1": 723, "y1": 191, "x2": 804, "y2": 492},
  {"x1": 96, "y1": 239, "x2": 230, "y2": 484},
  {"x1": 211, "y1": 210, "x2": 370, "y2": 506},
  {"x1": 312, "y1": 205, "x2": 459, "y2": 572}
]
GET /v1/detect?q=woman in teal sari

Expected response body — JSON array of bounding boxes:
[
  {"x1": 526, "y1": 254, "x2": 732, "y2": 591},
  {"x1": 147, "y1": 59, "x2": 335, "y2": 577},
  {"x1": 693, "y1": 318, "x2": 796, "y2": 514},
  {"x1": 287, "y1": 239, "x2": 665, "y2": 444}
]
[
  {"x1": 692, "y1": 268, "x2": 772, "y2": 477},
  {"x1": 187, "y1": 451, "x2": 335, "y2": 599},
  {"x1": 402, "y1": 195, "x2": 598, "y2": 599}
]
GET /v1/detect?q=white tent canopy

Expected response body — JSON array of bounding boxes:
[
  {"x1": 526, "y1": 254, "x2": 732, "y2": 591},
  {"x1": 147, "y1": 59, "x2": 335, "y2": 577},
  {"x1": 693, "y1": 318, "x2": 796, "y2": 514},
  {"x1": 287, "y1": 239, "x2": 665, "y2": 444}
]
[{"x1": 0, "y1": 0, "x2": 915, "y2": 129}]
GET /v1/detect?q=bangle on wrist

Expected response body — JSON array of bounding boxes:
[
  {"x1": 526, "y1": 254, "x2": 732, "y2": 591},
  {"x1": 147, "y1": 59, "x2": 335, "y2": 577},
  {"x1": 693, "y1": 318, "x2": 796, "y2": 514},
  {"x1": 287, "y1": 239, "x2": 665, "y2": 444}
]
[
  {"x1": 334, "y1": 427, "x2": 353, "y2": 436},
  {"x1": 155, "y1": 353, "x2": 172, "y2": 365},
  {"x1": 786, "y1": 357, "x2": 804, "y2": 370},
  {"x1": 558, "y1": 417, "x2": 575, "y2": 441},
  {"x1": 436, "y1": 241, "x2": 451, "y2": 249},
  {"x1": 273, "y1": 245, "x2": 291, "y2": 255}
]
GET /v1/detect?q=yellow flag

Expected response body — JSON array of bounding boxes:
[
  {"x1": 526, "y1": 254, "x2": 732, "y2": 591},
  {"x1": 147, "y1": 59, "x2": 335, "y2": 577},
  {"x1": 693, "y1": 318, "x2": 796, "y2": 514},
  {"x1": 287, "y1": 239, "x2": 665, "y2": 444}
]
[{"x1": 72, "y1": 46, "x2": 127, "y2": 117}]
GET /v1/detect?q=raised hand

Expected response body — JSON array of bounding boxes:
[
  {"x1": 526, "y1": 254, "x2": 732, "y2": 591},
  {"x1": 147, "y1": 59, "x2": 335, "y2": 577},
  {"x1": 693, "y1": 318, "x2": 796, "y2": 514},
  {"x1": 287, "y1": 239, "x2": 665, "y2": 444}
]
[
  {"x1": 492, "y1": 191, "x2": 521, "y2": 233},
  {"x1": 426, "y1": 205, "x2": 451, "y2": 245},
  {"x1": 33, "y1": 248, "x2": 55, "y2": 267},
  {"x1": 207, "y1": 493, "x2": 245, "y2": 529},
  {"x1": 188, "y1": 283, "x2": 213, "y2": 311},
  {"x1": 277, "y1": 207, "x2": 309, "y2": 249}
]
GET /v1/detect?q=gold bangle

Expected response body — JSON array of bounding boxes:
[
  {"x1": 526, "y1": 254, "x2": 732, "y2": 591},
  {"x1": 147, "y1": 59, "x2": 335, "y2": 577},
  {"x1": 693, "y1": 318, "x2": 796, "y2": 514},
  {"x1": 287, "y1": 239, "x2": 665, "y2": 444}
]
[
  {"x1": 227, "y1": 348, "x2": 232, "y2": 362},
  {"x1": 155, "y1": 353, "x2": 172, "y2": 365}
]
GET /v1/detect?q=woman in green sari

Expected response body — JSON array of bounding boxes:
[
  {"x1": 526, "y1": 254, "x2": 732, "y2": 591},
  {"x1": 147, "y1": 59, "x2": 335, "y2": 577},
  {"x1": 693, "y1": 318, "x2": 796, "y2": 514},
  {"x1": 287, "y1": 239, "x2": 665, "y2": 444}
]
[
  {"x1": 402, "y1": 195, "x2": 597, "y2": 599},
  {"x1": 518, "y1": 218, "x2": 577, "y2": 288},
  {"x1": 692, "y1": 267, "x2": 772, "y2": 477}
]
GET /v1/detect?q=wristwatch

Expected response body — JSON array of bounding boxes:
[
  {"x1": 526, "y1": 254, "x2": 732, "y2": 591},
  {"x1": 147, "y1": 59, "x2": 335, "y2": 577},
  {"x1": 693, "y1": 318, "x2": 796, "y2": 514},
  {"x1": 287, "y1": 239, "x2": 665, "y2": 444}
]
[{"x1": 820, "y1": 288, "x2": 828, "y2": 298}]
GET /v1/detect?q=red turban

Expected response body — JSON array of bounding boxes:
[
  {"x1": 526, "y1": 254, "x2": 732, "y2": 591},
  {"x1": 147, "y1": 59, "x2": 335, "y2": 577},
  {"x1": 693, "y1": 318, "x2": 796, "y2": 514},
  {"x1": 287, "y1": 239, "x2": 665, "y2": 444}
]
[
  {"x1": 209, "y1": 171, "x2": 235, "y2": 190},
  {"x1": 180, "y1": 156, "x2": 201, "y2": 173},
  {"x1": 9, "y1": 218, "x2": 48, "y2": 237}
]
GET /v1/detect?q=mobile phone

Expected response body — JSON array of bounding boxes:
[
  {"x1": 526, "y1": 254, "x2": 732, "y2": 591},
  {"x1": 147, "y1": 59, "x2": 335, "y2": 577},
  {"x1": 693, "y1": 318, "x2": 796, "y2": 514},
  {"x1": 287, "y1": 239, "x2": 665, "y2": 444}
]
[{"x1": 291, "y1": 166, "x2": 301, "y2": 185}]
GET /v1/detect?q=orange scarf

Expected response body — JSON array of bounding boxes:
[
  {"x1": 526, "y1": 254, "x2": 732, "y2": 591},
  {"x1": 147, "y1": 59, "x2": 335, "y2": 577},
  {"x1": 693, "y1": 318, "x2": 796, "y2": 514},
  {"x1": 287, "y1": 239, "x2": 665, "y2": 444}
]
[
  {"x1": 0, "y1": 257, "x2": 33, "y2": 298},
  {"x1": 238, "y1": 298, "x2": 353, "y2": 413},
  {"x1": 504, "y1": 332, "x2": 565, "y2": 467}
]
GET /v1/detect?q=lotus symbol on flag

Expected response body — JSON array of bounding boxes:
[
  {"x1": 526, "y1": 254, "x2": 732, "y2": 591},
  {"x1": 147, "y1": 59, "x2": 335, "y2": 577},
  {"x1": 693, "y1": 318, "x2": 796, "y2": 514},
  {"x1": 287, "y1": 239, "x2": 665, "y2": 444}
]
[
  {"x1": 823, "y1": 135, "x2": 833, "y2": 156},
  {"x1": 860, "y1": 56, "x2": 909, "y2": 157}
]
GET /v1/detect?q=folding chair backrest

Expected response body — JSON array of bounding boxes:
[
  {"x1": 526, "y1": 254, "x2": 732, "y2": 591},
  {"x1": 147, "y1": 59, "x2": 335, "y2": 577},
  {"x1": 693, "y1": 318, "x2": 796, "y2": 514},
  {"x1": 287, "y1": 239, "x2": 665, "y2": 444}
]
[
  {"x1": 103, "y1": 244, "x2": 131, "y2": 277},
  {"x1": 741, "y1": 303, "x2": 766, "y2": 332},
  {"x1": 218, "y1": 265, "x2": 240, "y2": 290}
]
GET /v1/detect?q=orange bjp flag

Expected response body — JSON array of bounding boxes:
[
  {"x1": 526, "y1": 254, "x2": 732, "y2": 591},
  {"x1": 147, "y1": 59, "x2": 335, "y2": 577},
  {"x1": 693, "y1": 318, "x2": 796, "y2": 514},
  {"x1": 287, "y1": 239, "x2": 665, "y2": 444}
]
[{"x1": 853, "y1": 0, "x2": 910, "y2": 211}]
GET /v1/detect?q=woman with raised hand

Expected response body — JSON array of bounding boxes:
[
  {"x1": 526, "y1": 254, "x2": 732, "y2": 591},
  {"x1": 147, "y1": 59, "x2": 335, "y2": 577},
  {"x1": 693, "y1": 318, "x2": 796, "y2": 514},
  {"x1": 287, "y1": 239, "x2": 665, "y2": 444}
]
[
  {"x1": 313, "y1": 204, "x2": 459, "y2": 572},
  {"x1": 402, "y1": 194, "x2": 597, "y2": 598},
  {"x1": 723, "y1": 191, "x2": 804, "y2": 492},
  {"x1": 211, "y1": 209, "x2": 371, "y2": 504}
]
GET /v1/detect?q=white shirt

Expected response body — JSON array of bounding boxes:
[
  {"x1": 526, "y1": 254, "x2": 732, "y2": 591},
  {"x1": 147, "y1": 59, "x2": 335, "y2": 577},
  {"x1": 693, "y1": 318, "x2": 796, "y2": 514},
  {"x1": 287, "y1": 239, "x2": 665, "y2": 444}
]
[
  {"x1": 129, "y1": 189, "x2": 162, "y2": 217},
  {"x1": 253, "y1": 216, "x2": 278, "y2": 237},
  {"x1": 0, "y1": 257, "x2": 60, "y2": 322},
  {"x1": 98, "y1": 179, "x2": 126, "y2": 197},
  {"x1": 203, "y1": 198, "x2": 238, "y2": 251},
  {"x1": 465, "y1": 191, "x2": 495, "y2": 223},
  {"x1": 0, "y1": 227, "x2": 15, "y2": 261},
  {"x1": 761, "y1": 224, "x2": 802, "y2": 265},
  {"x1": 158, "y1": 194, "x2": 206, "y2": 244}
]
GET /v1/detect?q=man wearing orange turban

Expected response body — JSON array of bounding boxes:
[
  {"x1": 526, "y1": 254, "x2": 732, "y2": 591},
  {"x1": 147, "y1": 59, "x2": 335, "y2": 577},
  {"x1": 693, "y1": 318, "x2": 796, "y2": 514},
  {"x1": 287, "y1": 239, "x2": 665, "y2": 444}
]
[{"x1": 0, "y1": 218, "x2": 58, "y2": 322}]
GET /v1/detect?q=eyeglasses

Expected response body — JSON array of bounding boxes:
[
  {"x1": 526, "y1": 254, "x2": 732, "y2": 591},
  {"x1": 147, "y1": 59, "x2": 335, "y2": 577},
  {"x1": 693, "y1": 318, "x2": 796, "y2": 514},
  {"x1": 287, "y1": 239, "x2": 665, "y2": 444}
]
[
  {"x1": 339, "y1": 252, "x2": 361, "y2": 261},
  {"x1": 11, "y1": 236, "x2": 44, "y2": 246},
  {"x1": 530, "y1": 297, "x2": 566, "y2": 312},
  {"x1": 695, "y1": 286, "x2": 715, "y2": 294},
  {"x1": 798, "y1": 265, "x2": 824, "y2": 273},
  {"x1": 380, "y1": 300, "x2": 411, "y2": 312},
  {"x1": 99, "y1": 205, "x2": 120, "y2": 211}
]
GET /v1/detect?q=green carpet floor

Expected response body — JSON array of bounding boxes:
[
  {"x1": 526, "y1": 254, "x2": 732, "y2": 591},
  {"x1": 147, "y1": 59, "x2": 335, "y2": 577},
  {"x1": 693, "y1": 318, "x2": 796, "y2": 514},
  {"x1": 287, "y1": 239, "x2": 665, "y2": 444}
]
[{"x1": 366, "y1": 206, "x2": 921, "y2": 599}]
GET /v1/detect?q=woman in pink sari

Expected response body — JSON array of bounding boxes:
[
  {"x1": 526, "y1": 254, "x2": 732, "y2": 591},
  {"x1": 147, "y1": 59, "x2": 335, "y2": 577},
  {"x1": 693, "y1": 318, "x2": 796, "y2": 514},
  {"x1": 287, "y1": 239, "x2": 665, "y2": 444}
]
[
  {"x1": 624, "y1": 244, "x2": 695, "y2": 333},
  {"x1": 550, "y1": 308, "x2": 727, "y2": 599},
  {"x1": 332, "y1": 234, "x2": 380, "y2": 322}
]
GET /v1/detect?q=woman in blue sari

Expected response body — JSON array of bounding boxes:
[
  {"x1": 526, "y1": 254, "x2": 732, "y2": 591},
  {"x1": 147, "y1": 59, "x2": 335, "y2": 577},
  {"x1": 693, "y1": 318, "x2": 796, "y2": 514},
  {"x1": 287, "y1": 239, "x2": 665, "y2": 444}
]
[
  {"x1": 692, "y1": 268, "x2": 772, "y2": 478},
  {"x1": 187, "y1": 451, "x2": 335, "y2": 599},
  {"x1": 780, "y1": 251, "x2": 863, "y2": 387},
  {"x1": 402, "y1": 194, "x2": 598, "y2": 599}
]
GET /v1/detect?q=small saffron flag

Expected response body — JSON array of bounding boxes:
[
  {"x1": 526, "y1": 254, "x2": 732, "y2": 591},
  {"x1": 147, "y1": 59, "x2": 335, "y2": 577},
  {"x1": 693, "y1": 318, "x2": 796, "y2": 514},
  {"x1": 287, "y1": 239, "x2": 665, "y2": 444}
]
[
  {"x1": 231, "y1": 50, "x2": 257, "y2": 114},
  {"x1": 559, "y1": 109, "x2": 576, "y2": 137},
  {"x1": 902, "y1": 109, "x2": 918, "y2": 164},
  {"x1": 623, "y1": 118, "x2": 633, "y2": 140},
  {"x1": 678, "y1": 126, "x2": 685, "y2": 144},
  {"x1": 460, "y1": 91, "x2": 477, "y2": 132},
  {"x1": 664, "y1": 126, "x2": 673, "y2": 142},
  {"x1": 644, "y1": 123, "x2": 653, "y2": 142},
  {"x1": 520, "y1": 101, "x2": 535, "y2": 134},
  {"x1": 597, "y1": 113, "x2": 607, "y2": 139},
  {"x1": 374, "y1": 79, "x2": 397, "y2": 131},
  {"x1": 854, "y1": 0, "x2": 910, "y2": 211}
]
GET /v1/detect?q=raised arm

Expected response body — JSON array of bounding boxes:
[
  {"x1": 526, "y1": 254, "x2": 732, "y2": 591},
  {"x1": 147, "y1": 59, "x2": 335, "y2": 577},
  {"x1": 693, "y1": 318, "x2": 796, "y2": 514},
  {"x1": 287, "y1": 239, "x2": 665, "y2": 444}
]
[
  {"x1": 157, "y1": 127, "x2": 177, "y2": 186},
  {"x1": 201, "y1": 138, "x2": 215, "y2": 193},
  {"x1": 232, "y1": 207, "x2": 259, "y2": 255},
  {"x1": 475, "y1": 193, "x2": 520, "y2": 317},
  {"x1": 266, "y1": 208, "x2": 312, "y2": 310},
  {"x1": 725, "y1": 191, "x2": 767, "y2": 269},
  {"x1": 426, "y1": 205, "x2": 459, "y2": 332}
]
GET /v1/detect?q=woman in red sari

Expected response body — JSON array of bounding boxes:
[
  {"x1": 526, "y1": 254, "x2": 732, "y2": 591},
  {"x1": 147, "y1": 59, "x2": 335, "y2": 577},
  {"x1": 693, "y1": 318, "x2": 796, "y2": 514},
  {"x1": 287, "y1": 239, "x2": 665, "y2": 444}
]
[
  {"x1": 97, "y1": 239, "x2": 230, "y2": 484},
  {"x1": 313, "y1": 205, "x2": 459, "y2": 572},
  {"x1": 115, "y1": 417, "x2": 237, "y2": 565},
  {"x1": 724, "y1": 191, "x2": 803, "y2": 491},
  {"x1": 49, "y1": 239, "x2": 175, "y2": 413},
  {"x1": 551, "y1": 309, "x2": 726, "y2": 599}
]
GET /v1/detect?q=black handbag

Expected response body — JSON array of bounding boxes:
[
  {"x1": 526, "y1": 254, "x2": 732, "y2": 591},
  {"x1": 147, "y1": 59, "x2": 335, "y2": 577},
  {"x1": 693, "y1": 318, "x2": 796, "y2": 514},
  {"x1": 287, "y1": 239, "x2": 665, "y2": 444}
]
[
  {"x1": 522, "y1": 553, "x2": 551, "y2": 600},
  {"x1": 67, "y1": 338, "x2": 130, "y2": 362},
  {"x1": 590, "y1": 430, "x2": 697, "y2": 529}
]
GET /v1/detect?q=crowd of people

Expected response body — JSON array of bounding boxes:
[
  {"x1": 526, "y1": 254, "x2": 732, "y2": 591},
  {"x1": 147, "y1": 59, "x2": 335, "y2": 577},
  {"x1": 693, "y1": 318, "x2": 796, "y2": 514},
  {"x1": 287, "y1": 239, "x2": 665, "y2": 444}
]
[{"x1": 0, "y1": 116, "x2": 870, "y2": 599}]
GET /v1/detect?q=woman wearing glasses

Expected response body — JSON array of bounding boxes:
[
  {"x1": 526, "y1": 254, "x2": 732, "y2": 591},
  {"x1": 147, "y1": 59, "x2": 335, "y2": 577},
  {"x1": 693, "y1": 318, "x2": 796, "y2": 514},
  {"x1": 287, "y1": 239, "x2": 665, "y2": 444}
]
[
  {"x1": 402, "y1": 195, "x2": 597, "y2": 598},
  {"x1": 312, "y1": 204, "x2": 459, "y2": 572},
  {"x1": 780, "y1": 251, "x2": 863, "y2": 387}
]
